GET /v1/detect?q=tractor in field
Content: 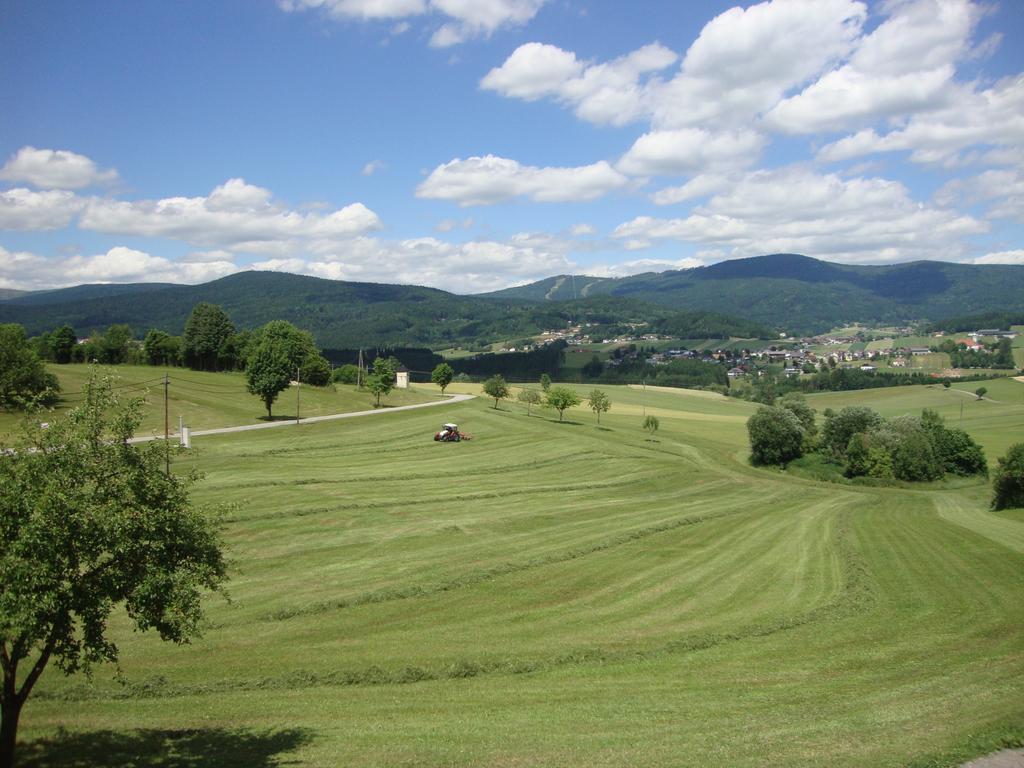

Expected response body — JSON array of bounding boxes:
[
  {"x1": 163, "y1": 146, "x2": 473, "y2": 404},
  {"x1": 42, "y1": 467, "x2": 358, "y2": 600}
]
[{"x1": 434, "y1": 423, "x2": 471, "y2": 442}]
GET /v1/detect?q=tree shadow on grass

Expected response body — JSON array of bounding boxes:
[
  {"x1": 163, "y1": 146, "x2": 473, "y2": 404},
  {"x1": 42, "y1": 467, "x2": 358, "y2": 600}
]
[
  {"x1": 256, "y1": 414, "x2": 300, "y2": 422},
  {"x1": 18, "y1": 726, "x2": 315, "y2": 768}
]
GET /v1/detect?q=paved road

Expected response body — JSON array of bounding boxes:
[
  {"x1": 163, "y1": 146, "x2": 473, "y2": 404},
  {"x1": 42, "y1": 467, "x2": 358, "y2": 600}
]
[
  {"x1": 130, "y1": 393, "x2": 475, "y2": 444},
  {"x1": 962, "y1": 749, "x2": 1024, "y2": 768}
]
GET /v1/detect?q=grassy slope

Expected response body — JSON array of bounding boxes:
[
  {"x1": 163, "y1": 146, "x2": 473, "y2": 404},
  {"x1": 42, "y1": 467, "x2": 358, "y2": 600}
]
[
  {"x1": 0, "y1": 365, "x2": 436, "y2": 441},
  {"x1": 16, "y1": 382, "x2": 1024, "y2": 767}
]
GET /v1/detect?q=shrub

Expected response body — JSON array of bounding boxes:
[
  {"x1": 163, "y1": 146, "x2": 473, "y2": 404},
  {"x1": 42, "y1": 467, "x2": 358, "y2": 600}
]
[
  {"x1": 992, "y1": 443, "x2": 1024, "y2": 510},
  {"x1": 747, "y1": 406, "x2": 805, "y2": 466},
  {"x1": 333, "y1": 363, "x2": 360, "y2": 384}
]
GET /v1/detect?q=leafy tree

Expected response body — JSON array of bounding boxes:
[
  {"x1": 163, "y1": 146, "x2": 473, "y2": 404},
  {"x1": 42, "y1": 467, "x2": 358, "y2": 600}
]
[
  {"x1": 821, "y1": 406, "x2": 883, "y2": 461},
  {"x1": 50, "y1": 325, "x2": 77, "y2": 364},
  {"x1": 366, "y1": 357, "x2": 395, "y2": 407},
  {"x1": 844, "y1": 432, "x2": 894, "y2": 479},
  {"x1": 300, "y1": 354, "x2": 332, "y2": 387},
  {"x1": 975, "y1": 386, "x2": 987, "y2": 400},
  {"x1": 246, "y1": 338, "x2": 293, "y2": 419},
  {"x1": 540, "y1": 373, "x2": 551, "y2": 392},
  {"x1": 431, "y1": 362, "x2": 455, "y2": 395},
  {"x1": 992, "y1": 443, "x2": 1024, "y2": 510},
  {"x1": 333, "y1": 364, "x2": 360, "y2": 385},
  {"x1": 546, "y1": 386, "x2": 581, "y2": 422},
  {"x1": 482, "y1": 375, "x2": 510, "y2": 409},
  {"x1": 779, "y1": 392, "x2": 816, "y2": 450},
  {"x1": 747, "y1": 406, "x2": 805, "y2": 466},
  {"x1": 183, "y1": 303, "x2": 235, "y2": 371},
  {"x1": 97, "y1": 323, "x2": 133, "y2": 364},
  {"x1": 0, "y1": 324, "x2": 59, "y2": 411},
  {"x1": 643, "y1": 414, "x2": 659, "y2": 436},
  {"x1": 892, "y1": 430, "x2": 943, "y2": 481},
  {"x1": 217, "y1": 330, "x2": 252, "y2": 371},
  {"x1": 587, "y1": 389, "x2": 611, "y2": 423},
  {"x1": 517, "y1": 387, "x2": 541, "y2": 415},
  {"x1": 0, "y1": 373, "x2": 227, "y2": 767},
  {"x1": 143, "y1": 329, "x2": 180, "y2": 366}
]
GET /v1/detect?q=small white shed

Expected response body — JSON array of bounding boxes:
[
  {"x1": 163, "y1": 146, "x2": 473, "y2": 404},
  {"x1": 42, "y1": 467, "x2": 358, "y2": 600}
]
[{"x1": 395, "y1": 366, "x2": 410, "y2": 389}]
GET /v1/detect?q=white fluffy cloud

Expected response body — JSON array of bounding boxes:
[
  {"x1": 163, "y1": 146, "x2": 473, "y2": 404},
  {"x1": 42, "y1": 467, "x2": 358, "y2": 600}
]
[
  {"x1": 278, "y1": 0, "x2": 543, "y2": 45},
  {"x1": 617, "y1": 128, "x2": 765, "y2": 177},
  {"x1": 482, "y1": 0, "x2": 865, "y2": 129},
  {"x1": 818, "y1": 75, "x2": 1024, "y2": 166},
  {"x1": 0, "y1": 146, "x2": 118, "y2": 189},
  {"x1": 936, "y1": 168, "x2": 1024, "y2": 222},
  {"x1": 429, "y1": 0, "x2": 544, "y2": 47},
  {"x1": 481, "y1": 42, "x2": 677, "y2": 126},
  {"x1": 613, "y1": 167, "x2": 987, "y2": 263},
  {"x1": 0, "y1": 188, "x2": 86, "y2": 230},
  {"x1": 250, "y1": 232, "x2": 572, "y2": 293},
  {"x1": 416, "y1": 155, "x2": 629, "y2": 205},
  {"x1": 79, "y1": 178, "x2": 381, "y2": 246},
  {"x1": 0, "y1": 245, "x2": 239, "y2": 291},
  {"x1": 278, "y1": 0, "x2": 426, "y2": 20},
  {"x1": 968, "y1": 250, "x2": 1024, "y2": 265},
  {"x1": 767, "y1": 0, "x2": 981, "y2": 133}
]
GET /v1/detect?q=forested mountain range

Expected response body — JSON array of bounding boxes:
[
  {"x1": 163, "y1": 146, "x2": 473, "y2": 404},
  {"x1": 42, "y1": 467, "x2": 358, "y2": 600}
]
[
  {"x1": 483, "y1": 254, "x2": 1024, "y2": 332},
  {"x1": 2, "y1": 254, "x2": 1022, "y2": 347},
  {"x1": 0, "y1": 271, "x2": 771, "y2": 348}
]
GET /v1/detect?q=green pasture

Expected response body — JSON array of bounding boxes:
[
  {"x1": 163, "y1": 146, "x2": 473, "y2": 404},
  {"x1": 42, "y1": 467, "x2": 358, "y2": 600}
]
[
  {"x1": 15, "y1": 380, "x2": 1024, "y2": 767},
  {"x1": 0, "y1": 364, "x2": 435, "y2": 441}
]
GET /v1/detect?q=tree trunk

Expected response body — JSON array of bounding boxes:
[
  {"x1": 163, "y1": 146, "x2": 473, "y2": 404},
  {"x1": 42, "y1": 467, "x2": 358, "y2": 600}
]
[
  {"x1": 2, "y1": 659, "x2": 22, "y2": 768},
  {"x1": 1, "y1": 695, "x2": 21, "y2": 768}
]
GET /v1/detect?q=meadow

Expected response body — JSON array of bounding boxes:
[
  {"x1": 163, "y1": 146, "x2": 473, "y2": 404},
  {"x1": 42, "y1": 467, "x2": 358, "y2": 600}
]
[
  {"x1": 14, "y1": 380, "x2": 1024, "y2": 767},
  {"x1": 0, "y1": 364, "x2": 435, "y2": 441}
]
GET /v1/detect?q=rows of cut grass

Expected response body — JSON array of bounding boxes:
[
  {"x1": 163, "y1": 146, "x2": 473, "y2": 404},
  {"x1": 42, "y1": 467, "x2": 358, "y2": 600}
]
[{"x1": 17, "y1": 381, "x2": 1024, "y2": 767}]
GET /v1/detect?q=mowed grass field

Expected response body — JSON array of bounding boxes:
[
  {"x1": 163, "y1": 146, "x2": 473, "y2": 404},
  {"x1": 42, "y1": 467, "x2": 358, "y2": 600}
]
[
  {"x1": 0, "y1": 364, "x2": 436, "y2": 441},
  {"x1": 15, "y1": 381, "x2": 1024, "y2": 767}
]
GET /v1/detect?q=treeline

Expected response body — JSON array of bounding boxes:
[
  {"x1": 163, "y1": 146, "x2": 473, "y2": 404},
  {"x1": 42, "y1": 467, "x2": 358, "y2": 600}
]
[
  {"x1": 935, "y1": 338, "x2": 1016, "y2": 369},
  {"x1": 449, "y1": 341, "x2": 567, "y2": 380},
  {"x1": 740, "y1": 366, "x2": 1008, "y2": 405},
  {"x1": 323, "y1": 347, "x2": 444, "y2": 377},
  {"x1": 927, "y1": 311, "x2": 1024, "y2": 334}
]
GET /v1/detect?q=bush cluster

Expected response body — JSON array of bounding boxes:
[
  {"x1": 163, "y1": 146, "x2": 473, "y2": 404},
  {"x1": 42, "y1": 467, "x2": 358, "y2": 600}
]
[{"x1": 748, "y1": 399, "x2": 988, "y2": 485}]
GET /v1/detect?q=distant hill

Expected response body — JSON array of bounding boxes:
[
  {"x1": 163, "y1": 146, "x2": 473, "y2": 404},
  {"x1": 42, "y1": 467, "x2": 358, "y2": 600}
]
[
  {"x1": 0, "y1": 288, "x2": 29, "y2": 301},
  {"x1": 0, "y1": 270, "x2": 770, "y2": 348},
  {"x1": 482, "y1": 254, "x2": 1024, "y2": 333},
  {"x1": 1, "y1": 282, "x2": 179, "y2": 306},
  {"x1": 6, "y1": 254, "x2": 1022, "y2": 345}
]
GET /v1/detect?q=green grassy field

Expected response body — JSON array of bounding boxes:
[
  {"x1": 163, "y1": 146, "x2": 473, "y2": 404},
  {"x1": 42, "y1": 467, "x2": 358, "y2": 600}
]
[
  {"x1": 15, "y1": 380, "x2": 1024, "y2": 767},
  {"x1": 0, "y1": 364, "x2": 436, "y2": 441}
]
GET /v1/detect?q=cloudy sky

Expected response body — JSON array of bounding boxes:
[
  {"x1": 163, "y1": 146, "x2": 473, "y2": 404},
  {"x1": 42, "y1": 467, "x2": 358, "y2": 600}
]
[{"x1": 1, "y1": 0, "x2": 1022, "y2": 293}]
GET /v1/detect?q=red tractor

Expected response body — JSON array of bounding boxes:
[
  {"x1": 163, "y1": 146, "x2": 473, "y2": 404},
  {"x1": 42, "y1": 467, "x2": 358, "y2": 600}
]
[{"x1": 434, "y1": 423, "x2": 471, "y2": 442}]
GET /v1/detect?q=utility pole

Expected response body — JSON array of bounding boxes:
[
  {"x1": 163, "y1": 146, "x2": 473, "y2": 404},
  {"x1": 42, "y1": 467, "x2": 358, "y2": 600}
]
[
  {"x1": 357, "y1": 348, "x2": 364, "y2": 389},
  {"x1": 164, "y1": 372, "x2": 170, "y2": 476},
  {"x1": 296, "y1": 366, "x2": 301, "y2": 424}
]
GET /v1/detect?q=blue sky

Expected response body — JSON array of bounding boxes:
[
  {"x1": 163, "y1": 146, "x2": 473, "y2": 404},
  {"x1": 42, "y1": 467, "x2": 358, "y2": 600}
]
[{"x1": 1, "y1": 0, "x2": 1022, "y2": 293}]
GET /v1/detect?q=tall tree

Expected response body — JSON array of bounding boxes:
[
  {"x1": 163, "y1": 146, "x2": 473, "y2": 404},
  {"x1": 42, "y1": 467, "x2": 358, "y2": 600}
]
[
  {"x1": 50, "y1": 325, "x2": 77, "y2": 364},
  {"x1": 366, "y1": 356, "x2": 395, "y2": 407},
  {"x1": 431, "y1": 362, "x2": 455, "y2": 395},
  {"x1": 183, "y1": 303, "x2": 235, "y2": 371},
  {"x1": 246, "y1": 337, "x2": 293, "y2": 419},
  {"x1": 517, "y1": 387, "x2": 541, "y2": 416},
  {"x1": 482, "y1": 375, "x2": 510, "y2": 409},
  {"x1": 0, "y1": 373, "x2": 227, "y2": 767},
  {"x1": 545, "y1": 386, "x2": 581, "y2": 422},
  {"x1": 587, "y1": 389, "x2": 611, "y2": 423}
]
